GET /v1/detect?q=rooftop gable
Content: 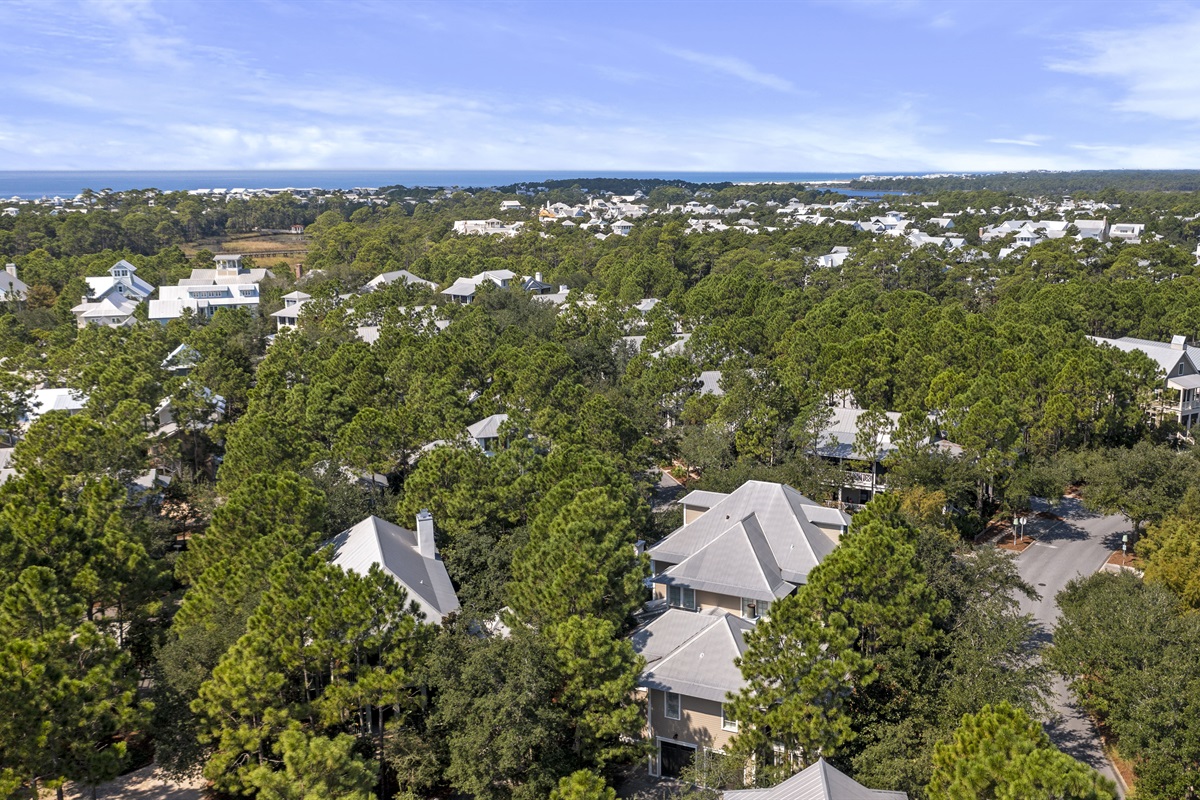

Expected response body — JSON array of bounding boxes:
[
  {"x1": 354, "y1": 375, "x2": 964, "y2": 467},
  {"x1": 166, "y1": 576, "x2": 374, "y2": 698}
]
[
  {"x1": 657, "y1": 515, "x2": 792, "y2": 601},
  {"x1": 327, "y1": 515, "x2": 460, "y2": 624}
]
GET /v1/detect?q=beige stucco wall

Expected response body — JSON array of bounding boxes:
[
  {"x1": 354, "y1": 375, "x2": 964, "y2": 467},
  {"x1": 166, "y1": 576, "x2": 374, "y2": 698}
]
[
  {"x1": 683, "y1": 505, "x2": 709, "y2": 525},
  {"x1": 651, "y1": 584, "x2": 747, "y2": 617},
  {"x1": 813, "y1": 523, "x2": 843, "y2": 544},
  {"x1": 696, "y1": 590, "x2": 743, "y2": 616},
  {"x1": 648, "y1": 688, "x2": 738, "y2": 752}
]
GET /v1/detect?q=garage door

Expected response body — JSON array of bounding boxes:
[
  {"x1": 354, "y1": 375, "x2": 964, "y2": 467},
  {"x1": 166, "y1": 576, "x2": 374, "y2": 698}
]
[{"x1": 659, "y1": 741, "x2": 696, "y2": 778}]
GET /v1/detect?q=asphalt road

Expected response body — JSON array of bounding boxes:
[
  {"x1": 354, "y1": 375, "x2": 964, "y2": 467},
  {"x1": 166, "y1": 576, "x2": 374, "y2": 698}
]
[{"x1": 1014, "y1": 497, "x2": 1131, "y2": 796}]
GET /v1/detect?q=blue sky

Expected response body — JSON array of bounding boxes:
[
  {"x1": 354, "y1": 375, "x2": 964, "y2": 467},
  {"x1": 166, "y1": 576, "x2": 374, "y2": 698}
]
[{"x1": 1, "y1": 0, "x2": 1199, "y2": 171}]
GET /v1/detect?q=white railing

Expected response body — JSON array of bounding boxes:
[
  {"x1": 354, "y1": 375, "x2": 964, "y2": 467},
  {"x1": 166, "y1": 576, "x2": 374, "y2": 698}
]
[{"x1": 843, "y1": 471, "x2": 887, "y2": 491}]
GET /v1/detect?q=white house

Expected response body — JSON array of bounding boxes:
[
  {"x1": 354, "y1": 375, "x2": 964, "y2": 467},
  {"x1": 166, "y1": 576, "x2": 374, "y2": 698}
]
[
  {"x1": 0, "y1": 264, "x2": 28, "y2": 302},
  {"x1": 816, "y1": 247, "x2": 851, "y2": 268},
  {"x1": 452, "y1": 219, "x2": 523, "y2": 237},
  {"x1": 440, "y1": 270, "x2": 517, "y2": 304},
  {"x1": 271, "y1": 291, "x2": 311, "y2": 330},
  {"x1": 1109, "y1": 223, "x2": 1146, "y2": 243},
  {"x1": 1091, "y1": 333, "x2": 1200, "y2": 430},
  {"x1": 149, "y1": 254, "x2": 272, "y2": 323}
]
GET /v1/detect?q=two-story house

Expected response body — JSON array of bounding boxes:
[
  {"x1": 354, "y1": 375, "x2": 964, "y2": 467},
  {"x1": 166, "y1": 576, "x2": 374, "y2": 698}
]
[
  {"x1": 814, "y1": 407, "x2": 902, "y2": 509},
  {"x1": 271, "y1": 290, "x2": 311, "y2": 330},
  {"x1": 632, "y1": 609, "x2": 751, "y2": 777},
  {"x1": 634, "y1": 481, "x2": 849, "y2": 776},
  {"x1": 648, "y1": 481, "x2": 848, "y2": 620},
  {"x1": 71, "y1": 260, "x2": 156, "y2": 328},
  {"x1": 440, "y1": 269, "x2": 517, "y2": 304},
  {"x1": 1091, "y1": 334, "x2": 1200, "y2": 430}
]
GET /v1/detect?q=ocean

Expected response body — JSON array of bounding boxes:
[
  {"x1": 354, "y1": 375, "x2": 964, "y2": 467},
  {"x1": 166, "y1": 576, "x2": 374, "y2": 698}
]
[{"x1": 0, "y1": 170, "x2": 903, "y2": 200}]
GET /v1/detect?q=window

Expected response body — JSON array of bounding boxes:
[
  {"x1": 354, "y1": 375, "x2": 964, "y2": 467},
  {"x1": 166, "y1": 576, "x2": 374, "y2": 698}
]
[
  {"x1": 721, "y1": 704, "x2": 738, "y2": 732},
  {"x1": 741, "y1": 597, "x2": 759, "y2": 620},
  {"x1": 1180, "y1": 363, "x2": 1186, "y2": 375},
  {"x1": 667, "y1": 585, "x2": 696, "y2": 610},
  {"x1": 665, "y1": 692, "x2": 681, "y2": 720}
]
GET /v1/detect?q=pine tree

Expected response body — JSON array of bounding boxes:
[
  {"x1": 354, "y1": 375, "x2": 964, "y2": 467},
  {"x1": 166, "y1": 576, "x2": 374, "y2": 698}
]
[
  {"x1": 550, "y1": 769, "x2": 616, "y2": 800},
  {"x1": 549, "y1": 615, "x2": 646, "y2": 768},
  {"x1": 507, "y1": 486, "x2": 647, "y2": 629},
  {"x1": 246, "y1": 726, "x2": 377, "y2": 800},
  {"x1": 927, "y1": 703, "x2": 1116, "y2": 800}
]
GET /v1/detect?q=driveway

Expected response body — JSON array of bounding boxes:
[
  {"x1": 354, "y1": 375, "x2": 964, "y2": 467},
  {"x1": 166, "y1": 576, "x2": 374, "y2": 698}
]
[{"x1": 1015, "y1": 497, "x2": 1131, "y2": 796}]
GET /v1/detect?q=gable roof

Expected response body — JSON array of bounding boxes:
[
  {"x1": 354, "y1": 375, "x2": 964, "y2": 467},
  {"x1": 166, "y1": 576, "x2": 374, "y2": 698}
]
[
  {"x1": 466, "y1": 413, "x2": 508, "y2": 441},
  {"x1": 815, "y1": 407, "x2": 902, "y2": 461},
  {"x1": 72, "y1": 295, "x2": 141, "y2": 320},
  {"x1": 651, "y1": 481, "x2": 840, "y2": 585},
  {"x1": 724, "y1": 758, "x2": 907, "y2": 800},
  {"x1": 1091, "y1": 335, "x2": 1194, "y2": 376},
  {"x1": 26, "y1": 388, "x2": 88, "y2": 421},
  {"x1": 327, "y1": 515, "x2": 460, "y2": 624},
  {"x1": 632, "y1": 609, "x2": 752, "y2": 702},
  {"x1": 365, "y1": 269, "x2": 437, "y2": 290},
  {"x1": 0, "y1": 270, "x2": 28, "y2": 299}
]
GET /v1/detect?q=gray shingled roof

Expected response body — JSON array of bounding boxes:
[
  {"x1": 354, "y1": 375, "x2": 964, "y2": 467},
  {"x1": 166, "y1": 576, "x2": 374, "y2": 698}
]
[
  {"x1": 724, "y1": 758, "x2": 907, "y2": 800},
  {"x1": 632, "y1": 609, "x2": 751, "y2": 702},
  {"x1": 652, "y1": 481, "x2": 838, "y2": 585},
  {"x1": 327, "y1": 515, "x2": 460, "y2": 624},
  {"x1": 655, "y1": 515, "x2": 793, "y2": 602}
]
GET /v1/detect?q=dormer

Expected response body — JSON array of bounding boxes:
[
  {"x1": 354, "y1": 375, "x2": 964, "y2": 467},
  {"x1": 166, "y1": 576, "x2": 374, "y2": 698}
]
[{"x1": 679, "y1": 490, "x2": 730, "y2": 525}]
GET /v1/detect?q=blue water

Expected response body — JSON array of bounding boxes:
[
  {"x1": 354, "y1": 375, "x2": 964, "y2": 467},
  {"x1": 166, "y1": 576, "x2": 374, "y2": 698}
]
[{"x1": 0, "y1": 170, "x2": 908, "y2": 199}]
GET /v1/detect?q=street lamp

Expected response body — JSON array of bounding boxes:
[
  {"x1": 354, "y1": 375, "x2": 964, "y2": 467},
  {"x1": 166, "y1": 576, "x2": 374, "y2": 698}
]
[{"x1": 1013, "y1": 516, "x2": 1028, "y2": 546}]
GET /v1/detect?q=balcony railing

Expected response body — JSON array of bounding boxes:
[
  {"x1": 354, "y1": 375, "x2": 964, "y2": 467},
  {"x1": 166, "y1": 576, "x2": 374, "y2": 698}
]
[{"x1": 843, "y1": 471, "x2": 887, "y2": 491}]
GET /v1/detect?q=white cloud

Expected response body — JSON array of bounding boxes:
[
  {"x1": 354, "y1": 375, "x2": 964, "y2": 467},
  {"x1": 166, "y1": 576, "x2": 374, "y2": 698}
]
[
  {"x1": 986, "y1": 135, "x2": 1049, "y2": 147},
  {"x1": 661, "y1": 47, "x2": 793, "y2": 92},
  {"x1": 1049, "y1": 12, "x2": 1200, "y2": 121}
]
